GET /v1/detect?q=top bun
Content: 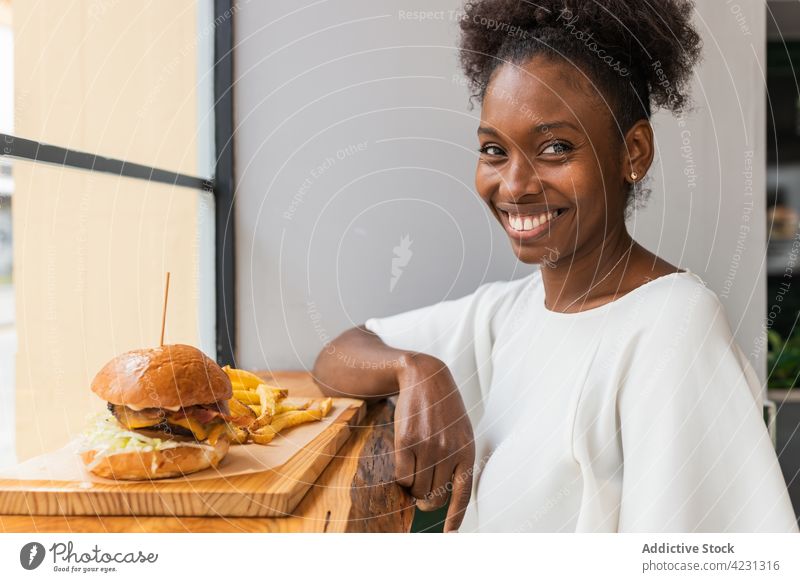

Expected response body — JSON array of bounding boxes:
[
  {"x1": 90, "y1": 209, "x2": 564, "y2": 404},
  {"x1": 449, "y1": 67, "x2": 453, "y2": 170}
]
[{"x1": 91, "y1": 344, "x2": 232, "y2": 409}]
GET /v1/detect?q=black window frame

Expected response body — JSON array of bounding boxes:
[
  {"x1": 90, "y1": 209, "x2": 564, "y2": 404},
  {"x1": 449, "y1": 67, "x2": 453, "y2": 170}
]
[{"x1": 0, "y1": 0, "x2": 236, "y2": 366}]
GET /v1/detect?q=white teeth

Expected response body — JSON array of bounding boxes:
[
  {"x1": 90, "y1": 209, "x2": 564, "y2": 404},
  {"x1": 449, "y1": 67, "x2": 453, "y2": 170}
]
[{"x1": 507, "y1": 209, "x2": 561, "y2": 232}]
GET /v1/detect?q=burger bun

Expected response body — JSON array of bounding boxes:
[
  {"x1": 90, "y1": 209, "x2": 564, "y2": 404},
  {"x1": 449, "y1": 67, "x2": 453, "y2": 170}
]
[
  {"x1": 80, "y1": 436, "x2": 230, "y2": 481},
  {"x1": 91, "y1": 344, "x2": 232, "y2": 410}
]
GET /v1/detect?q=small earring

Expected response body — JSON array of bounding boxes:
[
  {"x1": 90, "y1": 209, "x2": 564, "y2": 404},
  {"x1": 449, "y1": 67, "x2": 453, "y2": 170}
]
[{"x1": 630, "y1": 171, "x2": 638, "y2": 181}]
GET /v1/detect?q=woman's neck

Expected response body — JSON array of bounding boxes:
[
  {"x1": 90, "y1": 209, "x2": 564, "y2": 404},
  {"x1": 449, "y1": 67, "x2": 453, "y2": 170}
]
[{"x1": 540, "y1": 223, "x2": 641, "y2": 313}]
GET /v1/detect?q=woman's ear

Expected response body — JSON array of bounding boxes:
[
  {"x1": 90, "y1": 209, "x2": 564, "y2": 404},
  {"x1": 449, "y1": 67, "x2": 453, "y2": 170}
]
[{"x1": 622, "y1": 119, "x2": 654, "y2": 184}]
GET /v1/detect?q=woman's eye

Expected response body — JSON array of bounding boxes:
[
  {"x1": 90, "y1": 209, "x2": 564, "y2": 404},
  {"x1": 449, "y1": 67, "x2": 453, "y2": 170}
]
[
  {"x1": 479, "y1": 144, "x2": 505, "y2": 157},
  {"x1": 541, "y1": 141, "x2": 573, "y2": 155}
]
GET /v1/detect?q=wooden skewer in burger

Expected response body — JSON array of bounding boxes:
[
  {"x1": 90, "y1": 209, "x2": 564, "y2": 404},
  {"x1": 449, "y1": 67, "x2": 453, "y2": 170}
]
[{"x1": 80, "y1": 272, "x2": 247, "y2": 480}]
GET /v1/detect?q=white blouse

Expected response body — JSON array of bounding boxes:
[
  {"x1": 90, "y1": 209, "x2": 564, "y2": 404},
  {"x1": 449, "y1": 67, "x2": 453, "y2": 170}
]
[{"x1": 364, "y1": 269, "x2": 798, "y2": 532}]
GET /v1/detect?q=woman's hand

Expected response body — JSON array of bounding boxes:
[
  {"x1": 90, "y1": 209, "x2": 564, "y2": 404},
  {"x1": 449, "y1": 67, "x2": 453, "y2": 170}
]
[
  {"x1": 393, "y1": 353, "x2": 476, "y2": 533},
  {"x1": 311, "y1": 326, "x2": 475, "y2": 531}
]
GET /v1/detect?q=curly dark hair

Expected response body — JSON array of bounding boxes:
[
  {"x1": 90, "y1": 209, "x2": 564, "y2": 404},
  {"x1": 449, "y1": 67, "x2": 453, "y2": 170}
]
[{"x1": 459, "y1": 0, "x2": 702, "y2": 133}]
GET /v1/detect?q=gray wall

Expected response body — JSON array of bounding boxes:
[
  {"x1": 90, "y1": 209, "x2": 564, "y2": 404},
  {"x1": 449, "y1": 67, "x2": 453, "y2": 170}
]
[{"x1": 233, "y1": 1, "x2": 769, "y2": 384}]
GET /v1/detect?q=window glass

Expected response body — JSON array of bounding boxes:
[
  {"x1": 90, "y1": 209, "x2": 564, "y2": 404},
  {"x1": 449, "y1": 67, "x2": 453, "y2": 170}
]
[
  {"x1": 12, "y1": 0, "x2": 214, "y2": 178},
  {"x1": 11, "y1": 158, "x2": 214, "y2": 461}
]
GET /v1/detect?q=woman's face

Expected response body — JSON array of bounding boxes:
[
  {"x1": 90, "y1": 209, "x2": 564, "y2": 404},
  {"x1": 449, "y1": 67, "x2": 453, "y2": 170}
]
[{"x1": 475, "y1": 55, "x2": 628, "y2": 266}]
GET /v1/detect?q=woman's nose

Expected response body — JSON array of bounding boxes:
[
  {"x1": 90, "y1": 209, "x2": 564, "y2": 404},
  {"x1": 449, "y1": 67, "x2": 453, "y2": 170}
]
[{"x1": 498, "y1": 158, "x2": 542, "y2": 199}]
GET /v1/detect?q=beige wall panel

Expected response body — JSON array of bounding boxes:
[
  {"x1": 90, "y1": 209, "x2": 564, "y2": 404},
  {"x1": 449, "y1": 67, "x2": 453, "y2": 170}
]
[{"x1": 13, "y1": 0, "x2": 199, "y2": 175}]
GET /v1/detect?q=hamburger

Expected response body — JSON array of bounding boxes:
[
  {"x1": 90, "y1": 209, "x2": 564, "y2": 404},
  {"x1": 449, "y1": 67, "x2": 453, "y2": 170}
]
[{"x1": 81, "y1": 344, "x2": 238, "y2": 480}]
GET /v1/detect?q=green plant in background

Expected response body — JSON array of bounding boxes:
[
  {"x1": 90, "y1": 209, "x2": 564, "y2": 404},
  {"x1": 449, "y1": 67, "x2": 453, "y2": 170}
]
[{"x1": 767, "y1": 328, "x2": 800, "y2": 389}]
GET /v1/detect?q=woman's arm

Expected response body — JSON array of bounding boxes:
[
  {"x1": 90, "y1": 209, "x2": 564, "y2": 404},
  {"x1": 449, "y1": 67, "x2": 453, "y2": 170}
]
[
  {"x1": 311, "y1": 324, "x2": 410, "y2": 403},
  {"x1": 312, "y1": 325, "x2": 476, "y2": 532},
  {"x1": 616, "y1": 288, "x2": 798, "y2": 532}
]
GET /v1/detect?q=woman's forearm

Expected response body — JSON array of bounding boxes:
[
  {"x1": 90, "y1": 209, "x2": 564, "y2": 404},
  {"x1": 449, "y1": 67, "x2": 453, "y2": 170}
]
[{"x1": 311, "y1": 324, "x2": 414, "y2": 403}]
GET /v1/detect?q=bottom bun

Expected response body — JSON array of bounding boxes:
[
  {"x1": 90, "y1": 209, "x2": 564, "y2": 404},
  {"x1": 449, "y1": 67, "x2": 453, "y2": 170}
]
[{"x1": 80, "y1": 437, "x2": 230, "y2": 480}]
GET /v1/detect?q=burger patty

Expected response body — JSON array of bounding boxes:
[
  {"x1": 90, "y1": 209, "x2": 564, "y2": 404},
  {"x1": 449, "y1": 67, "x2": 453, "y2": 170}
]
[
  {"x1": 106, "y1": 400, "x2": 250, "y2": 443},
  {"x1": 107, "y1": 403, "x2": 202, "y2": 438}
]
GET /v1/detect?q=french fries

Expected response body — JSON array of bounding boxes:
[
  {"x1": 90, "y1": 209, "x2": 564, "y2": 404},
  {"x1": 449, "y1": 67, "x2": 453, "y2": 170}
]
[
  {"x1": 232, "y1": 390, "x2": 260, "y2": 405},
  {"x1": 252, "y1": 384, "x2": 278, "y2": 429},
  {"x1": 222, "y1": 367, "x2": 332, "y2": 445},
  {"x1": 231, "y1": 427, "x2": 250, "y2": 444},
  {"x1": 250, "y1": 399, "x2": 310, "y2": 416},
  {"x1": 277, "y1": 397, "x2": 312, "y2": 413},
  {"x1": 249, "y1": 402, "x2": 332, "y2": 444},
  {"x1": 309, "y1": 397, "x2": 333, "y2": 416},
  {"x1": 228, "y1": 397, "x2": 257, "y2": 428},
  {"x1": 249, "y1": 411, "x2": 316, "y2": 444},
  {"x1": 222, "y1": 365, "x2": 266, "y2": 391}
]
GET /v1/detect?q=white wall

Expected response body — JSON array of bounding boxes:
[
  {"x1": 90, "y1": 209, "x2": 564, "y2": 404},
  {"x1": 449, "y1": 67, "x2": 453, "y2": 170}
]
[
  {"x1": 234, "y1": 1, "x2": 769, "y2": 384},
  {"x1": 233, "y1": 0, "x2": 526, "y2": 372}
]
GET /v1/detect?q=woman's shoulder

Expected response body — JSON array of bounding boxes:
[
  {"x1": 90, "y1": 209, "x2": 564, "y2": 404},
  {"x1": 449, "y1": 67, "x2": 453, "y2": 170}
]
[
  {"x1": 634, "y1": 268, "x2": 728, "y2": 338},
  {"x1": 646, "y1": 268, "x2": 717, "y2": 304}
]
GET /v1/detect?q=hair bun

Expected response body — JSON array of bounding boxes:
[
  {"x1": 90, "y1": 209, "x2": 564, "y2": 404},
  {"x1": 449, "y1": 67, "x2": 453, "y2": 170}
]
[{"x1": 459, "y1": 0, "x2": 702, "y2": 120}]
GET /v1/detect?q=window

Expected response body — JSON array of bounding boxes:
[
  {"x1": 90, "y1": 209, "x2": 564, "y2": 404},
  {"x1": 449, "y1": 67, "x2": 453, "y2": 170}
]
[
  {"x1": 0, "y1": 0, "x2": 235, "y2": 464},
  {"x1": 0, "y1": 0, "x2": 12, "y2": 466}
]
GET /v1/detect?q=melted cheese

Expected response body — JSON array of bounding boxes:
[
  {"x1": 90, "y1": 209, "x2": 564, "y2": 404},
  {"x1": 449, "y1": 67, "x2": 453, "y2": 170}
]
[
  {"x1": 116, "y1": 404, "x2": 226, "y2": 442},
  {"x1": 169, "y1": 417, "x2": 209, "y2": 441},
  {"x1": 206, "y1": 423, "x2": 228, "y2": 446},
  {"x1": 124, "y1": 417, "x2": 160, "y2": 429}
]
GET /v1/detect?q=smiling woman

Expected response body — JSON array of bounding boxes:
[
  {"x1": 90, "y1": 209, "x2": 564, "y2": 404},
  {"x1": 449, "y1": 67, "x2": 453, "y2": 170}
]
[
  {"x1": 462, "y1": 0, "x2": 700, "y2": 297},
  {"x1": 312, "y1": 0, "x2": 799, "y2": 533}
]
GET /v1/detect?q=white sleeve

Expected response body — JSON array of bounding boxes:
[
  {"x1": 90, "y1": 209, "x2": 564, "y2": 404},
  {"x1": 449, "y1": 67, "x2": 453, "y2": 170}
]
[
  {"x1": 616, "y1": 288, "x2": 798, "y2": 533},
  {"x1": 363, "y1": 280, "x2": 508, "y2": 427}
]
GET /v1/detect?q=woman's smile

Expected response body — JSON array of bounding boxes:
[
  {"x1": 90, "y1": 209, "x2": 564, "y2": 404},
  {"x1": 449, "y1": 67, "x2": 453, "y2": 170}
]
[{"x1": 498, "y1": 207, "x2": 568, "y2": 242}]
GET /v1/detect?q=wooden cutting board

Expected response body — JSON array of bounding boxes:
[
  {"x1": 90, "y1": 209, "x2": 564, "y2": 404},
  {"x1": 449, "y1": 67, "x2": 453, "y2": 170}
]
[{"x1": 0, "y1": 398, "x2": 365, "y2": 518}]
